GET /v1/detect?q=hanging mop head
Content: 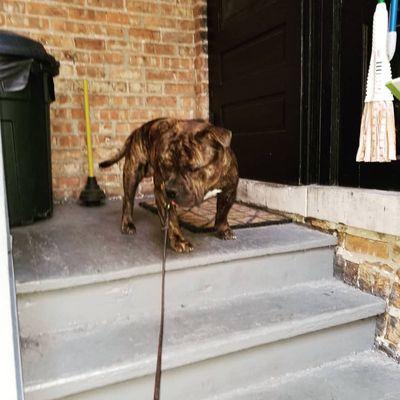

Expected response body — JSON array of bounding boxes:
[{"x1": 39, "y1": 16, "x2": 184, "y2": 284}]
[
  {"x1": 365, "y1": 1, "x2": 393, "y2": 103},
  {"x1": 357, "y1": 0, "x2": 397, "y2": 162}
]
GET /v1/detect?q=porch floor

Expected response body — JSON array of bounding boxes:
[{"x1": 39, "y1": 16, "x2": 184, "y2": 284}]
[{"x1": 11, "y1": 199, "x2": 335, "y2": 293}]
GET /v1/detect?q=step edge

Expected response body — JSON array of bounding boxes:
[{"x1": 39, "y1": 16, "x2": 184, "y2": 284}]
[
  {"x1": 17, "y1": 241, "x2": 336, "y2": 295},
  {"x1": 24, "y1": 299, "x2": 384, "y2": 400},
  {"x1": 212, "y1": 349, "x2": 397, "y2": 400}
]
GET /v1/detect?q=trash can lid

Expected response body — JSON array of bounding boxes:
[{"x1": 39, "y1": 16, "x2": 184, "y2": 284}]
[{"x1": 0, "y1": 30, "x2": 59, "y2": 76}]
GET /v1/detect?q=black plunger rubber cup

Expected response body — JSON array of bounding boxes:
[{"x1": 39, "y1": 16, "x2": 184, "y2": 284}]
[{"x1": 79, "y1": 176, "x2": 106, "y2": 207}]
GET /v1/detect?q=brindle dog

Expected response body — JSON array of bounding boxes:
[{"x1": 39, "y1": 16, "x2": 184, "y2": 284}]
[{"x1": 99, "y1": 118, "x2": 239, "y2": 253}]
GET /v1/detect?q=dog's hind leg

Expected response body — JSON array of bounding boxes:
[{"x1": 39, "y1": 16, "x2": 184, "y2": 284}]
[{"x1": 121, "y1": 160, "x2": 145, "y2": 235}]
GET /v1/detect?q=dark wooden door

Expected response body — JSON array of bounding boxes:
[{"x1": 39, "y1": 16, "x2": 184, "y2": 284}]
[
  {"x1": 208, "y1": 0, "x2": 302, "y2": 183},
  {"x1": 340, "y1": 0, "x2": 400, "y2": 190}
]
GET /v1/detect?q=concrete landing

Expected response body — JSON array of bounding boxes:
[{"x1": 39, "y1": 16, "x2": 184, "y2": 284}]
[
  {"x1": 12, "y1": 200, "x2": 336, "y2": 293},
  {"x1": 219, "y1": 351, "x2": 400, "y2": 400}
]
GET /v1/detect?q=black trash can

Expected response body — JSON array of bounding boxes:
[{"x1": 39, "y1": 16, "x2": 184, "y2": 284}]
[{"x1": 0, "y1": 30, "x2": 59, "y2": 227}]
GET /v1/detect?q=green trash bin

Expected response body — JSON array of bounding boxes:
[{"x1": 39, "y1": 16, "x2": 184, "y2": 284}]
[{"x1": 0, "y1": 30, "x2": 59, "y2": 226}]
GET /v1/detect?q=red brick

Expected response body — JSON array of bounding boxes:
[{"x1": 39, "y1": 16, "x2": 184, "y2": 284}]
[
  {"x1": 21, "y1": 16, "x2": 49, "y2": 29},
  {"x1": 106, "y1": 12, "x2": 129, "y2": 25},
  {"x1": 106, "y1": 39, "x2": 129, "y2": 50},
  {"x1": 3, "y1": 1, "x2": 26, "y2": 13},
  {"x1": 56, "y1": 177, "x2": 81, "y2": 188},
  {"x1": 75, "y1": 38, "x2": 105, "y2": 50},
  {"x1": 105, "y1": 26, "x2": 125, "y2": 37},
  {"x1": 162, "y1": 31, "x2": 193, "y2": 44},
  {"x1": 129, "y1": 28, "x2": 161, "y2": 41},
  {"x1": 52, "y1": 122, "x2": 73, "y2": 135},
  {"x1": 165, "y1": 83, "x2": 195, "y2": 95},
  {"x1": 126, "y1": 1, "x2": 159, "y2": 14},
  {"x1": 76, "y1": 65, "x2": 106, "y2": 78},
  {"x1": 142, "y1": 15, "x2": 176, "y2": 29},
  {"x1": 178, "y1": 71, "x2": 196, "y2": 82},
  {"x1": 177, "y1": 19, "x2": 194, "y2": 30},
  {"x1": 104, "y1": 52, "x2": 124, "y2": 64},
  {"x1": 27, "y1": 2, "x2": 68, "y2": 17},
  {"x1": 87, "y1": 0, "x2": 125, "y2": 8},
  {"x1": 144, "y1": 43, "x2": 176, "y2": 56},
  {"x1": 146, "y1": 96, "x2": 177, "y2": 107},
  {"x1": 145, "y1": 70, "x2": 177, "y2": 81},
  {"x1": 68, "y1": 7, "x2": 96, "y2": 20},
  {"x1": 52, "y1": 0, "x2": 85, "y2": 5},
  {"x1": 91, "y1": 95, "x2": 109, "y2": 107},
  {"x1": 116, "y1": 124, "x2": 131, "y2": 134},
  {"x1": 142, "y1": 56, "x2": 162, "y2": 68}
]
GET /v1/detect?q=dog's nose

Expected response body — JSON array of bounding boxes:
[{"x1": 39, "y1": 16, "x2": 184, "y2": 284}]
[{"x1": 166, "y1": 188, "x2": 177, "y2": 200}]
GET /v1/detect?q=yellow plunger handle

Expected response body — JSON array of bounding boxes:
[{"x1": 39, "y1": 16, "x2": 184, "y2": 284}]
[{"x1": 83, "y1": 79, "x2": 94, "y2": 177}]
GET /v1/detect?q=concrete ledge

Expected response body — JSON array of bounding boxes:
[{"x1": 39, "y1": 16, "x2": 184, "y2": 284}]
[
  {"x1": 238, "y1": 179, "x2": 400, "y2": 237},
  {"x1": 307, "y1": 185, "x2": 400, "y2": 236},
  {"x1": 238, "y1": 180, "x2": 308, "y2": 216}
]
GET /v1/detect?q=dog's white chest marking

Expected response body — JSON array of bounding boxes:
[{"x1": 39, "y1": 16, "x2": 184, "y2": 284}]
[{"x1": 203, "y1": 189, "x2": 222, "y2": 201}]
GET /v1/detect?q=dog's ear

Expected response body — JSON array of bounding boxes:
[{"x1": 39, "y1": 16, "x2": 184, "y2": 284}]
[
  {"x1": 213, "y1": 127, "x2": 232, "y2": 147},
  {"x1": 196, "y1": 127, "x2": 232, "y2": 148}
]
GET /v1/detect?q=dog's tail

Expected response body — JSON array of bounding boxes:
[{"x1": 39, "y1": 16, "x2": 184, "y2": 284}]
[{"x1": 99, "y1": 135, "x2": 132, "y2": 168}]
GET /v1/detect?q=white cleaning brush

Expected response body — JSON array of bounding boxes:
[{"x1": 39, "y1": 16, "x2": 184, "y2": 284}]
[{"x1": 357, "y1": 0, "x2": 397, "y2": 162}]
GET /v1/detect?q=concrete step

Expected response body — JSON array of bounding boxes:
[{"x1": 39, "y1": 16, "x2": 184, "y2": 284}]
[
  {"x1": 13, "y1": 202, "x2": 336, "y2": 336},
  {"x1": 22, "y1": 280, "x2": 385, "y2": 400},
  {"x1": 215, "y1": 350, "x2": 400, "y2": 400}
]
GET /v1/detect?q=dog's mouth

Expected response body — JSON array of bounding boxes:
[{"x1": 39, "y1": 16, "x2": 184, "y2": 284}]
[
  {"x1": 173, "y1": 197, "x2": 197, "y2": 208},
  {"x1": 174, "y1": 189, "x2": 221, "y2": 208},
  {"x1": 168, "y1": 192, "x2": 202, "y2": 208},
  {"x1": 165, "y1": 185, "x2": 207, "y2": 208}
]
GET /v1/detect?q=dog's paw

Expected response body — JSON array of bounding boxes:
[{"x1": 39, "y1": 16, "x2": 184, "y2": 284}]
[
  {"x1": 121, "y1": 222, "x2": 136, "y2": 235},
  {"x1": 216, "y1": 228, "x2": 237, "y2": 241},
  {"x1": 170, "y1": 237, "x2": 194, "y2": 253}
]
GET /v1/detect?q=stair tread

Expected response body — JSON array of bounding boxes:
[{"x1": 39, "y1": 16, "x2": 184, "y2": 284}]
[
  {"x1": 13, "y1": 200, "x2": 336, "y2": 294},
  {"x1": 23, "y1": 280, "x2": 384, "y2": 398},
  {"x1": 217, "y1": 350, "x2": 400, "y2": 400}
]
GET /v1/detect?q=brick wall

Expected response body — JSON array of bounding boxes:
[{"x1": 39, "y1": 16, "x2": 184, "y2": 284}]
[
  {"x1": 0, "y1": 0, "x2": 209, "y2": 200},
  {"x1": 304, "y1": 219, "x2": 400, "y2": 360}
]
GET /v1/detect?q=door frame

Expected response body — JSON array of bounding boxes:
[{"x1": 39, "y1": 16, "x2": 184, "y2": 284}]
[{"x1": 300, "y1": 0, "x2": 342, "y2": 186}]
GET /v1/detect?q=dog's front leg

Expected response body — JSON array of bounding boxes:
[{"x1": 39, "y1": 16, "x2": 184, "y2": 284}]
[
  {"x1": 215, "y1": 184, "x2": 237, "y2": 240},
  {"x1": 154, "y1": 183, "x2": 193, "y2": 253}
]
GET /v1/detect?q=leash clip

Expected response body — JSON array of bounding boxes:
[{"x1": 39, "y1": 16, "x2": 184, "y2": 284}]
[{"x1": 161, "y1": 202, "x2": 171, "y2": 232}]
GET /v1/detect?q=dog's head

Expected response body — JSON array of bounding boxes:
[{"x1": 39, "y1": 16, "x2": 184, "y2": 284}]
[{"x1": 156, "y1": 121, "x2": 233, "y2": 207}]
